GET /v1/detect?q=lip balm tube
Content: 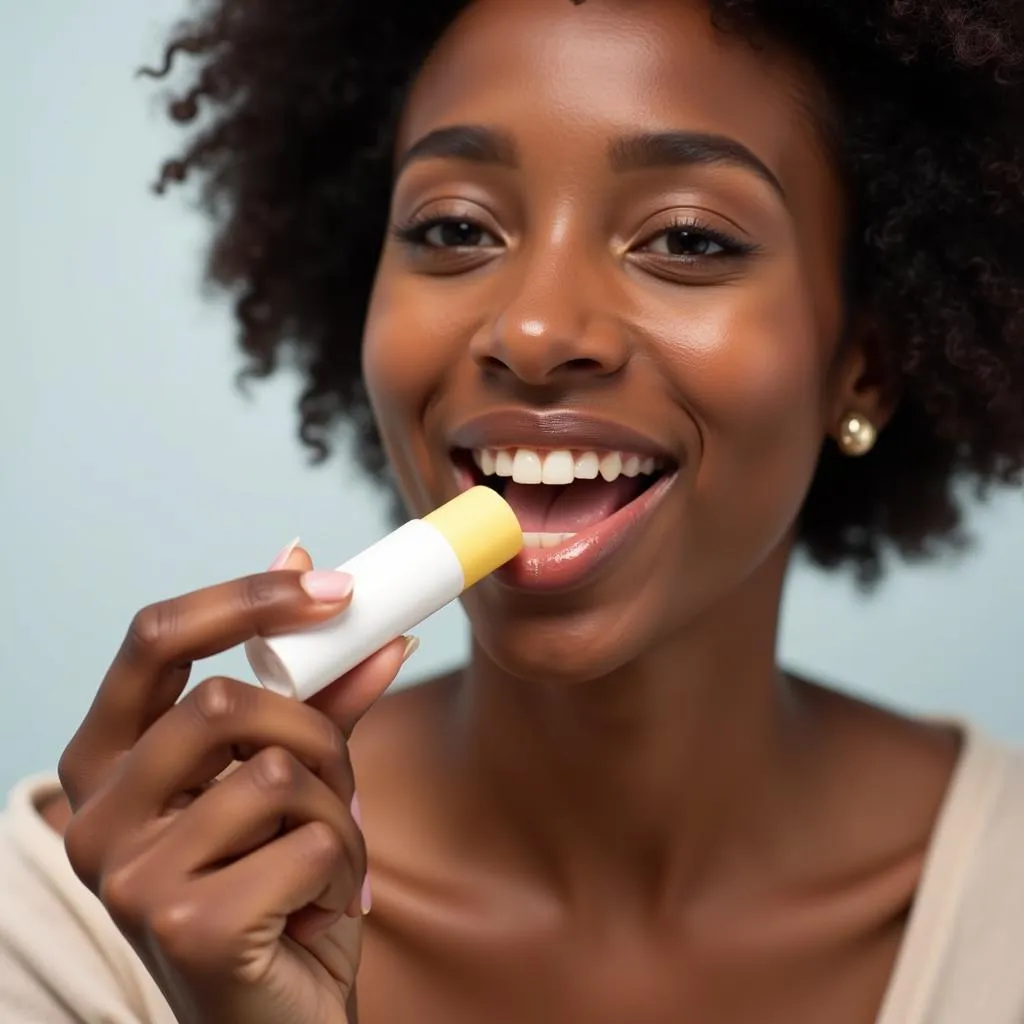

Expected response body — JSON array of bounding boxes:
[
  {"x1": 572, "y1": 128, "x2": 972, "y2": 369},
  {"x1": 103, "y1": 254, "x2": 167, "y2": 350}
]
[{"x1": 244, "y1": 486, "x2": 523, "y2": 701}]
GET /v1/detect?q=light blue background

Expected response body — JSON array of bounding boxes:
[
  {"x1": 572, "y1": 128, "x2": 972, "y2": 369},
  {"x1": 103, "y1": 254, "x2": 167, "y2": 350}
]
[{"x1": 3, "y1": 1, "x2": 1022, "y2": 795}]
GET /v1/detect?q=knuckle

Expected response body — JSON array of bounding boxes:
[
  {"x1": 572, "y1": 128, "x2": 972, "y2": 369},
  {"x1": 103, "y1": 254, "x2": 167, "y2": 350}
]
[
  {"x1": 238, "y1": 572, "x2": 285, "y2": 612},
  {"x1": 250, "y1": 746, "x2": 303, "y2": 794},
  {"x1": 313, "y1": 712, "x2": 348, "y2": 770},
  {"x1": 147, "y1": 899, "x2": 209, "y2": 964},
  {"x1": 190, "y1": 675, "x2": 248, "y2": 726},
  {"x1": 125, "y1": 602, "x2": 179, "y2": 660},
  {"x1": 56, "y1": 747, "x2": 85, "y2": 808},
  {"x1": 306, "y1": 820, "x2": 345, "y2": 861},
  {"x1": 62, "y1": 816, "x2": 102, "y2": 889},
  {"x1": 99, "y1": 863, "x2": 149, "y2": 926}
]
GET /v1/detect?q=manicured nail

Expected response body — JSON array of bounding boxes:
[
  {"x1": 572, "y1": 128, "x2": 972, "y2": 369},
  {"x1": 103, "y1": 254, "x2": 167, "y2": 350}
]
[
  {"x1": 268, "y1": 536, "x2": 301, "y2": 571},
  {"x1": 350, "y1": 794, "x2": 372, "y2": 915},
  {"x1": 300, "y1": 570, "x2": 354, "y2": 602},
  {"x1": 400, "y1": 635, "x2": 420, "y2": 664}
]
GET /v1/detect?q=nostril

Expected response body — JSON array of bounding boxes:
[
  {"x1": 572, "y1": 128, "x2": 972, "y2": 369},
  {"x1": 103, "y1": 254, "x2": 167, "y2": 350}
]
[
  {"x1": 479, "y1": 355, "x2": 606, "y2": 377},
  {"x1": 479, "y1": 355, "x2": 509, "y2": 374}
]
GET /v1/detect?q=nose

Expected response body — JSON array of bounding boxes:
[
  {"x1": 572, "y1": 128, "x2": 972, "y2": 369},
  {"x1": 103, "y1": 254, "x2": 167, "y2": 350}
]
[{"x1": 470, "y1": 257, "x2": 630, "y2": 387}]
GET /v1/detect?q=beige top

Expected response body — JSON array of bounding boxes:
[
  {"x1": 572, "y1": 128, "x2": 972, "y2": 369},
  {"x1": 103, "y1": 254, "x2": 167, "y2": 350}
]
[{"x1": 1, "y1": 725, "x2": 1022, "y2": 1023}]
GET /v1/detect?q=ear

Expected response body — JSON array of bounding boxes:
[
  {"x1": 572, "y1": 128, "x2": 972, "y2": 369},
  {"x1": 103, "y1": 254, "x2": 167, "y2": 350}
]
[{"x1": 826, "y1": 318, "x2": 900, "y2": 442}]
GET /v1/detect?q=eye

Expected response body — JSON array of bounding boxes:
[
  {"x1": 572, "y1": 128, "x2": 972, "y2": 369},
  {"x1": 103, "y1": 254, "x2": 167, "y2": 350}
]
[
  {"x1": 645, "y1": 227, "x2": 726, "y2": 257},
  {"x1": 637, "y1": 222, "x2": 754, "y2": 260},
  {"x1": 425, "y1": 219, "x2": 497, "y2": 248},
  {"x1": 395, "y1": 216, "x2": 501, "y2": 249},
  {"x1": 626, "y1": 216, "x2": 760, "y2": 284}
]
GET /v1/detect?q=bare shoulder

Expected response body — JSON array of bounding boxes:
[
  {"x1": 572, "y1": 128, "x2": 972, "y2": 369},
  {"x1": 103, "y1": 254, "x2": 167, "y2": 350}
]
[
  {"x1": 348, "y1": 670, "x2": 461, "y2": 780},
  {"x1": 347, "y1": 671, "x2": 465, "y2": 857},
  {"x1": 794, "y1": 677, "x2": 963, "y2": 861}
]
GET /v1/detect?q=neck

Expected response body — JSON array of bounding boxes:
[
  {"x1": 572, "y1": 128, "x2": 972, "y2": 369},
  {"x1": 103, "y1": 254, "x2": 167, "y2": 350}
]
[{"x1": 456, "y1": 547, "x2": 814, "y2": 912}]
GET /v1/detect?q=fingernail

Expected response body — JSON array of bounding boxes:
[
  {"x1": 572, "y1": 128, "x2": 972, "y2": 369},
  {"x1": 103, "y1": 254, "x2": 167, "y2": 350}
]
[
  {"x1": 300, "y1": 570, "x2": 354, "y2": 602},
  {"x1": 268, "y1": 536, "x2": 301, "y2": 571},
  {"x1": 350, "y1": 794, "x2": 372, "y2": 915},
  {"x1": 400, "y1": 635, "x2": 420, "y2": 664}
]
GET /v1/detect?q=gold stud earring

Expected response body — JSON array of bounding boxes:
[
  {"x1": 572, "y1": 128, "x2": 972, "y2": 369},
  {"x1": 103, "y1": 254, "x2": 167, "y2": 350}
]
[{"x1": 838, "y1": 412, "x2": 877, "y2": 456}]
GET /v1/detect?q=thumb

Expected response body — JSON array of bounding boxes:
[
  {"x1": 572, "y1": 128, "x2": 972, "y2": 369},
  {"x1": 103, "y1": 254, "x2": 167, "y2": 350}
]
[
  {"x1": 306, "y1": 635, "x2": 418, "y2": 735},
  {"x1": 268, "y1": 539, "x2": 315, "y2": 573}
]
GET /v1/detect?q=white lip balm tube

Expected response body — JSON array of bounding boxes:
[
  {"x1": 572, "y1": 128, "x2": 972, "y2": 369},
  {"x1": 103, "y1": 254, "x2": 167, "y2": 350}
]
[{"x1": 244, "y1": 486, "x2": 523, "y2": 701}]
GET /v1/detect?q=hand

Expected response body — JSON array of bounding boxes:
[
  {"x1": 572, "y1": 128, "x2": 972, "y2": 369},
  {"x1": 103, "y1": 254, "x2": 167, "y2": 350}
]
[{"x1": 58, "y1": 545, "x2": 410, "y2": 1024}]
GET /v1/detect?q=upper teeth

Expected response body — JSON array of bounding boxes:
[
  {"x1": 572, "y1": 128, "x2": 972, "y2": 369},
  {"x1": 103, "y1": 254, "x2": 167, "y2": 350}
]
[{"x1": 472, "y1": 448, "x2": 660, "y2": 485}]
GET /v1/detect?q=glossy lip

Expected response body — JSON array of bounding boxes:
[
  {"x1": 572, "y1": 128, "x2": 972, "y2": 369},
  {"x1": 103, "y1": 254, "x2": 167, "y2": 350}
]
[
  {"x1": 450, "y1": 457, "x2": 680, "y2": 595},
  {"x1": 448, "y1": 409, "x2": 679, "y2": 460},
  {"x1": 447, "y1": 409, "x2": 684, "y2": 593}
]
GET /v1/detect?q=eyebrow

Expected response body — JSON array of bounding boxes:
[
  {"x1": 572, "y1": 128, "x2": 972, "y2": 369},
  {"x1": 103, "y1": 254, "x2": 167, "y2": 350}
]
[
  {"x1": 396, "y1": 125, "x2": 519, "y2": 174},
  {"x1": 608, "y1": 131, "x2": 785, "y2": 199},
  {"x1": 396, "y1": 124, "x2": 785, "y2": 199}
]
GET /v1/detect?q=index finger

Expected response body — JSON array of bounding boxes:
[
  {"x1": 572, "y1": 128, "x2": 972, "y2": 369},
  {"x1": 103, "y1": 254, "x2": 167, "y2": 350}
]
[{"x1": 60, "y1": 569, "x2": 352, "y2": 807}]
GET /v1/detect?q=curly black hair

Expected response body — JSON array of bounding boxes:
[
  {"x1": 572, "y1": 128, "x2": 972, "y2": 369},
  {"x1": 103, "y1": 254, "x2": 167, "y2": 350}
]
[{"x1": 146, "y1": 0, "x2": 1024, "y2": 583}]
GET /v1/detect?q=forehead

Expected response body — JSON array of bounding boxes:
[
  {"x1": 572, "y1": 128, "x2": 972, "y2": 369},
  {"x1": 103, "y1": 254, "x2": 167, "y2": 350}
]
[{"x1": 398, "y1": 0, "x2": 831, "y2": 191}]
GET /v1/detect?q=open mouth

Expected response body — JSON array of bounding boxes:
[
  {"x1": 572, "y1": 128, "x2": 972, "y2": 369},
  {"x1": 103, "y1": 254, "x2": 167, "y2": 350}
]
[{"x1": 452, "y1": 446, "x2": 674, "y2": 549}]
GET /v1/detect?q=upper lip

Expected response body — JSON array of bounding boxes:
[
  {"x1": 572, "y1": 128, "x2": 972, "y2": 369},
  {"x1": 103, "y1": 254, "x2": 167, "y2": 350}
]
[{"x1": 447, "y1": 409, "x2": 680, "y2": 462}]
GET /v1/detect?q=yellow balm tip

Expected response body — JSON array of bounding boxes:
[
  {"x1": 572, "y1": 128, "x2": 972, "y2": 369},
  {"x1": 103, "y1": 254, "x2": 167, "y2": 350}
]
[{"x1": 423, "y1": 486, "x2": 523, "y2": 588}]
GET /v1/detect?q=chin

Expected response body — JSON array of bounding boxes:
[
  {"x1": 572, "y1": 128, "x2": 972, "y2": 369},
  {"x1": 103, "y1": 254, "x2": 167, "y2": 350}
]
[{"x1": 467, "y1": 601, "x2": 658, "y2": 686}]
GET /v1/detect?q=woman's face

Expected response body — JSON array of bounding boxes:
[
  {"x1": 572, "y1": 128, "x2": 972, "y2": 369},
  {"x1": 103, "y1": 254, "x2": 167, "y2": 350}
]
[{"x1": 364, "y1": 0, "x2": 855, "y2": 680}]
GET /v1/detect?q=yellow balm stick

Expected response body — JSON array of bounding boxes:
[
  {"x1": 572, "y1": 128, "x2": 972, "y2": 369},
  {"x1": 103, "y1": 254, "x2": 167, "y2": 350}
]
[{"x1": 245, "y1": 487, "x2": 523, "y2": 700}]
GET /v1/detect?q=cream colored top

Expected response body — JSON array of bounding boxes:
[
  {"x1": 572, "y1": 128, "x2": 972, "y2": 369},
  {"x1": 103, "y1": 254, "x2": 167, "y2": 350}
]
[{"x1": 1, "y1": 725, "x2": 1022, "y2": 1023}]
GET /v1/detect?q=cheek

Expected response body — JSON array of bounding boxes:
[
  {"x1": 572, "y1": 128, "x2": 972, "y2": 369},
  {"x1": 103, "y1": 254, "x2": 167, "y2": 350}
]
[
  {"x1": 363, "y1": 256, "x2": 483, "y2": 415},
  {"x1": 656, "y1": 268, "x2": 833, "y2": 546},
  {"x1": 363, "y1": 261, "x2": 478, "y2": 511},
  {"x1": 364, "y1": 270, "x2": 426, "y2": 429},
  {"x1": 362, "y1": 270, "x2": 438, "y2": 505},
  {"x1": 694, "y1": 308, "x2": 825, "y2": 451}
]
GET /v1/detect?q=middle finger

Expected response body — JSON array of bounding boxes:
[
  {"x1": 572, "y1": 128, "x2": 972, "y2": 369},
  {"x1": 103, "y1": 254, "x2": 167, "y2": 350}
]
[
  {"x1": 102, "y1": 676, "x2": 353, "y2": 824},
  {"x1": 150, "y1": 745, "x2": 364, "y2": 878}
]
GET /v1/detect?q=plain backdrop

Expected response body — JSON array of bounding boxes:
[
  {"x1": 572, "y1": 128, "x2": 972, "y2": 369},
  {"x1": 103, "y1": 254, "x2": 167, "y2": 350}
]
[{"x1": 3, "y1": 1, "x2": 1023, "y2": 795}]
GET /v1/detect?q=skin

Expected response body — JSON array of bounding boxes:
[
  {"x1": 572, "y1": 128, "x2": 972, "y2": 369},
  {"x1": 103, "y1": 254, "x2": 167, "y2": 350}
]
[{"x1": 51, "y1": 1, "x2": 962, "y2": 1022}]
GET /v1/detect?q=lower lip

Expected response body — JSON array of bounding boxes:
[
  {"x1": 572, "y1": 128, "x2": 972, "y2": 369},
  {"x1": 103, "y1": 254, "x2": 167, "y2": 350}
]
[{"x1": 455, "y1": 469, "x2": 678, "y2": 593}]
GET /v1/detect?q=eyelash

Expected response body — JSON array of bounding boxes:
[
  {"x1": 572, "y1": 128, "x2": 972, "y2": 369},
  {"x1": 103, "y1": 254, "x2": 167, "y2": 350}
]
[
  {"x1": 641, "y1": 216, "x2": 759, "y2": 260},
  {"x1": 391, "y1": 216, "x2": 498, "y2": 249},
  {"x1": 391, "y1": 213, "x2": 758, "y2": 261}
]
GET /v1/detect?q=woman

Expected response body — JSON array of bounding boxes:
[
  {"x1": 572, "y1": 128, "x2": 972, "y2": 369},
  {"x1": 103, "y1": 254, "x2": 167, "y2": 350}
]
[{"x1": 2, "y1": 0, "x2": 1024, "y2": 1021}]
